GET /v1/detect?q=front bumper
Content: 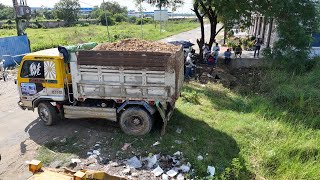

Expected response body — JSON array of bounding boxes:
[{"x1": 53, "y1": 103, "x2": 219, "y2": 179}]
[{"x1": 18, "y1": 101, "x2": 33, "y2": 110}]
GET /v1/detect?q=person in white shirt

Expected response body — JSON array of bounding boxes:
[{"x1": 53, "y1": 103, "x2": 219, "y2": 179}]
[
  {"x1": 212, "y1": 43, "x2": 220, "y2": 65},
  {"x1": 202, "y1": 43, "x2": 210, "y2": 63},
  {"x1": 185, "y1": 53, "x2": 195, "y2": 79}
]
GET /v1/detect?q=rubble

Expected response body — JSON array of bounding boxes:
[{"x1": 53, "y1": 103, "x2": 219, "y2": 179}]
[{"x1": 92, "y1": 39, "x2": 180, "y2": 53}]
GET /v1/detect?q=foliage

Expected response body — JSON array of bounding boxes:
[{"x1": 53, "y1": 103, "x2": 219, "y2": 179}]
[
  {"x1": 54, "y1": 0, "x2": 80, "y2": 25},
  {"x1": 182, "y1": 91, "x2": 201, "y2": 105},
  {"x1": 128, "y1": 16, "x2": 138, "y2": 24},
  {"x1": 143, "y1": 0, "x2": 184, "y2": 9},
  {"x1": 114, "y1": 13, "x2": 127, "y2": 23},
  {"x1": 136, "y1": 18, "x2": 153, "y2": 25},
  {"x1": 0, "y1": 20, "x2": 199, "y2": 51},
  {"x1": 0, "y1": 3, "x2": 14, "y2": 20}
]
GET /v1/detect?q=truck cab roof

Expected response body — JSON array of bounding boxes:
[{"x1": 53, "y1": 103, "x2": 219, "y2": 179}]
[{"x1": 23, "y1": 48, "x2": 62, "y2": 60}]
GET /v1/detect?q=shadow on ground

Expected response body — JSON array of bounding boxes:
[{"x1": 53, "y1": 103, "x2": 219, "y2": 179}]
[{"x1": 24, "y1": 109, "x2": 249, "y2": 176}]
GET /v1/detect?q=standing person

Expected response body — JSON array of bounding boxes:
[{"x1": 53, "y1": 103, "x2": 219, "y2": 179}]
[
  {"x1": 185, "y1": 53, "x2": 195, "y2": 79},
  {"x1": 254, "y1": 38, "x2": 262, "y2": 58},
  {"x1": 224, "y1": 49, "x2": 232, "y2": 65},
  {"x1": 202, "y1": 43, "x2": 210, "y2": 63},
  {"x1": 212, "y1": 43, "x2": 220, "y2": 65}
]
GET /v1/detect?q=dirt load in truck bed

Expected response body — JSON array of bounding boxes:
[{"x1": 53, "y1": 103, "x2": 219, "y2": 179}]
[{"x1": 92, "y1": 38, "x2": 180, "y2": 53}]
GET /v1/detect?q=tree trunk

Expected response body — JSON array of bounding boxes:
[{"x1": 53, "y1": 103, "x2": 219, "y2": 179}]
[{"x1": 193, "y1": 1, "x2": 205, "y2": 60}]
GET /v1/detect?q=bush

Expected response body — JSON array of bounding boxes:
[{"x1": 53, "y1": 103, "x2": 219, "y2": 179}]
[
  {"x1": 99, "y1": 15, "x2": 115, "y2": 26},
  {"x1": 114, "y1": 13, "x2": 127, "y2": 23},
  {"x1": 136, "y1": 18, "x2": 153, "y2": 25},
  {"x1": 128, "y1": 16, "x2": 137, "y2": 24}
]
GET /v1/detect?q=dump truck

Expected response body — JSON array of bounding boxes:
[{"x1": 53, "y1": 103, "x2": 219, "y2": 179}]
[{"x1": 16, "y1": 40, "x2": 184, "y2": 135}]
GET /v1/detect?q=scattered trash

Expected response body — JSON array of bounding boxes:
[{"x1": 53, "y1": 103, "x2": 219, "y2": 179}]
[
  {"x1": 52, "y1": 137, "x2": 59, "y2": 141},
  {"x1": 71, "y1": 159, "x2": 81, "y2": 163},
  {"x1": 207, "y1": 74, "x2": 213, "y2": 78},
  {"x1": 74, "y1": 131, "x2": 78, "y2": 133},
  {"x1": 152, "y1": 166, "x2": 164, "y2": 177},
  {"x1": 174, "y1": 140, "x2": 182, "y2": 144},
  {"x1": 192, "y1": 137, "x2": 197, "y2": 141},
  {"x1": 95, "y1": 143, "x2": 100, "y2": 147},
  {"x1": 60, "y1": 138, "x2": 67, "y2": 143},
  {"x1": 173, "y1": 151, "x2": 182, "y2": 156},
  {"x1": 93, "y1": 150, "x2": 100, "y2": 156},
  {"x1": 201, "y1": 84, "x2": 206, "y2": 87},
  {"x1": 207, "y1": 166, "x2": 215, "y2": 176},
  {"x1": 122, "y1": 167, "x2": 131, "y2": 174},
  {"x1": 121, "y1": 143, "x2": 131, "y2": 151},
  {"x1": 126, "y1": 156, "x2": 142, "y2": 169},
  {"x1": 162, "y1": 173, "x2": 169, "y2": 180},
  {"x1": 166, "y1": 169, "x2": 178, "y2": 177},
  {"x1": 197, "y1": 155, "x2": 204, "y2": 161},
  {"x1": 87, "y1": 152, "x2": 93, "y2": 156},
  {"x1": 176, "y1": 128, "x2": 182, "y2": 134},
  {"x1": 180, "y1": 164, "x2": 191, "y2": 173},
  {"x1": 145, "y1": 155, "x2": 158, "y2": 169},
  {"x1": 177, "y1": 173, "x2": 184, "y2": 180},
  {"x1": 153, "y1": 141, "x2": 161, "y2": 146},
  {"x1": 131, "y1": 172, "x2": 139, "y2": 177}
]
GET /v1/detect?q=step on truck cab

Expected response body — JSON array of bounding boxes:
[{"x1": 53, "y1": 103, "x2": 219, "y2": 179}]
[{"x1": 17, "y1": 42, "x2": 184, "y2": 135}]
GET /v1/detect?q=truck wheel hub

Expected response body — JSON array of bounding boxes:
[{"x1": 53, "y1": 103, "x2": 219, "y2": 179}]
[{"x1": 133, "y1": 118, "x2": 141, "y2": 125}]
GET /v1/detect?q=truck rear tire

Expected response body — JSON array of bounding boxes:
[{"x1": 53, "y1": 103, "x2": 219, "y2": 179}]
[
  {"x1": 120, "y1": 107, "x2": 153, "y2": 136},
  {"x1": 38, "y1": 102, "x2": 58, "y2": 126}
]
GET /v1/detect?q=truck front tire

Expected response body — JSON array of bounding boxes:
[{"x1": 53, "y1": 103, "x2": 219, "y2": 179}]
[
  {"x1": 38, "y1": 102, "x2": 58, "y2": 126},
  {"x1": 120, "y1": 107, "x2": 153, "y2": 136}
]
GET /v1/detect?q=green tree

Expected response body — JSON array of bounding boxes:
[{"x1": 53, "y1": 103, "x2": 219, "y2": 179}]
[
  {"x1": 54, "y1": 0, "x2": 80, "y2": 25},
  {"x1": 0, "y1": 3, "x2": 14, "y2": 20},
  {"x1": 91, "y1": 2, "x2": 128, "y2": 25}
]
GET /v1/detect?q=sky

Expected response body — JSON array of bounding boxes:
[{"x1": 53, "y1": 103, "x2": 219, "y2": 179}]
[{"x1": 1, "y1": 0, "x2": 194, "y2": 13}]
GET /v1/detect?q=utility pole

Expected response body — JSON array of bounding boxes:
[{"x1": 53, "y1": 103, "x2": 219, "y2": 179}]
[
  {"x1": 12, "y1": 0, "x2": 31, "y2": 36},
  {"x1": 103, "y1": 0, "x2": 111, "y2": 42},
  {"x1": 140, "y1": 0, "x2": 143, "y2": 39}
]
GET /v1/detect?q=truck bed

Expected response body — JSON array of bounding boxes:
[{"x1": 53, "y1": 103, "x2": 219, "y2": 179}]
[{"x1": 69, "y1": 48, "x2": 184, "y2": 103}]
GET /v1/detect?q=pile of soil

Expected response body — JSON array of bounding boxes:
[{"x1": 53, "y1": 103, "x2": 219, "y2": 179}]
[{"x1": 92, "y1": 39, "x2": 180, "y2": 53}]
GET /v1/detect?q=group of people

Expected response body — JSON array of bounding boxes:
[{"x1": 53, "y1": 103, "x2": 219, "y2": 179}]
[
  {"x1": 184, "y1": 38, "x2": 263, "y2": 79},
  {"x1": 203, "y1": 42, "x2": 233, "y2": 66}
]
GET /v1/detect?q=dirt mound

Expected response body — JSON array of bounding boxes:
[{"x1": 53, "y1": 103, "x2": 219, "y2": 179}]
[{"x1": 92, "y1": 39, "x2": 180, "y2": 53}]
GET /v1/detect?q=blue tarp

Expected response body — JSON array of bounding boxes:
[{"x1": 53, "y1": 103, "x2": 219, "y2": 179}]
[
  {"x1": 311, "y1": 34, "x2": 320, "y2": 47},
  {"x1": 0, "y1": 35, "x2": 30, "y2": 67}
]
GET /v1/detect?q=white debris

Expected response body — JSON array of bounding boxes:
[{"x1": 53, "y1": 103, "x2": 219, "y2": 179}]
[
  {"x1": 176, "y1": 128, "x2": 182, "y2": 134},
  {"x1": 161, "y1": 173, "x2": 169, "y2": 180},
  {"x1": 174, "y1": 140, "x2": 182, "y2": 144},
  {"x1": 192, "y1": 137, "x2": 197, "y2": 141},
  {"x1": 122, "y1": 167, "x2": 131, "y2": 174},
  {"x1": 95, "y1": 144, "x2": 100, "y2": 147},
  {"x1": 207, "y1": 73, "x2": 213, "y2": 78},
  {"x1": 87, "y1": 152, "x2": 93, "y2": 156},
  {"x1": 93, "y1": 150, "x2": 100, "y2": 156},
  {"x1": 177, "y1": 173, "x2": 184, "y2": 180},
  {"x1": 153, "y1": 141, "x2": 161, "y2": 146},
  {"x1": 201, "y1": 84, "x2": 206, "y2": 87},
  {"x1": 207, "y1": 166, "x2": 216, "y2": 176},
  {"x1": 146, "y1": 155, "x2": 158, "y2": 169},
  {"x1": 126, "y1": 156, "x2": 142, "y2": 169},
  {"x1": 121, "y1": 143, "x2": 131, "y2": 151},
  {"x1": 173, "y1": 151, "x2": 182, "y2": 156},
  {"x1": 71, "y1": 159, "x2": 81, "y2": 163},
  {"x1": 60, "y1": 138, "x2": 67, "y2": 143},
  {"x1": 152, "y1": 166, "x2": 164, "y2": 177},
  {"x1": 197, "y1": 155, "x2": 204, "y2": 161},
  {"x1": 166, "y1": 169, "x2": 178, "y2": 177},
  {"x1": 180, "y1": 164, "x2": 191, "y2": 173}
]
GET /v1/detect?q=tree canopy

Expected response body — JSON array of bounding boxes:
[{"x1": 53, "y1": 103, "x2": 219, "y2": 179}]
[
  {"x1": 0, "y1": 3, "x2": 14, "y2": 20},
  {"x1": 54, "y1": 0, "x2": 80, "y2": 25}
]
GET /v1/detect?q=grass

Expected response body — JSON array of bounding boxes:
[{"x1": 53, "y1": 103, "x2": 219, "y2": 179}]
[
  {"x1": 36, "y1": 60, "x2": 320, "y2": 179},
  {"x1": 0, "y1": 20, "x2": 199, "y2": 52}
]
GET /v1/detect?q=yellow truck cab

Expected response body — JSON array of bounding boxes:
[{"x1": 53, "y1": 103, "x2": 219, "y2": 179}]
[
  {"x1": 16, "y1": 42, "x2": 184, "y2": 136},
  {"x1": 17, "y1": 49, "x2": 68, "y2": 122}
]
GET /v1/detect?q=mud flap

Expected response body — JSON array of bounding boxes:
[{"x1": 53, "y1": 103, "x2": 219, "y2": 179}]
[{"x1": 156, "y1": 101, "x2": 174, "y2": 136}]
